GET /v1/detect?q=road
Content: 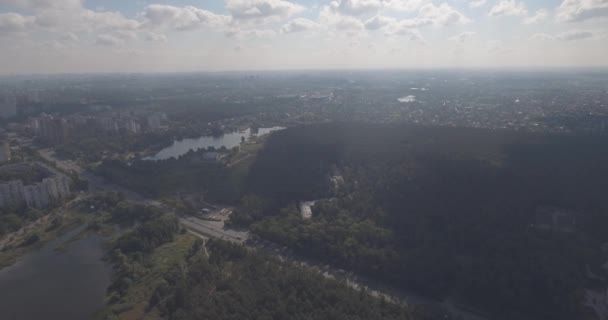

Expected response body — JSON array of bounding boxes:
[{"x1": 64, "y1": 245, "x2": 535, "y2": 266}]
[{"x1": 180, "y1": 216, "x2": 248, "y2": 243}]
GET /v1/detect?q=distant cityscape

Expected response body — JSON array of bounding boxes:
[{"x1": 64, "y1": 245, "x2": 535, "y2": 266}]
[
  {"x1": 1, "y1": 71, "x2": 608, "y2": 320},
  {"x1": 1, "y1": 71, "x2": 607, "y2": 138}
]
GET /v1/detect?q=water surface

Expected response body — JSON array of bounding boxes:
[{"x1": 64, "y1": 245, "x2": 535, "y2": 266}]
[
  {"x1": 145, "y1": 126, "x2": 285, "y2": 161},
  {"x1": 0, "y1": 227, "x2": 111, "y2": 320}
]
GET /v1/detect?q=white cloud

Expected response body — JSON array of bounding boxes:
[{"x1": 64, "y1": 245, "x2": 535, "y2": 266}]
[
  {"x1": 143, "y1": 31, "x2": 167, "y2": 42},
  {"x1": 486, "y1": 39, "x2": 513, "y2": 54},
  {"x1": 41, "y1": 39, "x2": 64, "y2": 50},
  {"x1": 226, "y1": 28, "x2": 277, "y2": 39},
  {"x1": 31, "y1": 6, "x2": 139, "y2": 33},
  {"x1": 524, "y1": 9, "x2": 549, "y2": 24},
  {"x1": 112, "y1": 48, "x2": 143, "y2": 56},
  {"x1": 389, "y1": 3, "x2": 470, "y2": 28},
  {"x1": 59, "y1": 32, "x2": 79, "y2": 41},
  {"x1": 319, "y1": 6, "x2": 366, "y2": 34},
  {"x1": 418, "y1": 3, "x2": 471, "y2": 26},
  {"x1": 82, "y1": 10, "x2": 140, "y2": 31},
  {"x1": 0, "y1": 12, "x2": 36, "y2": 33},
  {"x1": 388, "y1": 26, "x2": 425, "y2": 43},
  {"x1": 364, "y1": 15, "x2": 396, "y2": 30},
  {"x1": 528, "y1": 30, "x2": 594, "y2": 41},
  {"x1": 335, "y1": 16, "x2": 366, "y2": 31},
  {"x1": 112, "y1": 30, "x2": 137, "y2": 40},
  {"x1": 469, "y1": 0, "x2": 486, "y2": 8},
  {"x1": 556, "y1": 29, "x2": 593, "y2": 40},
  {"x1": 142, "y1": 4, "x2": 230, "y2": 31},
  {"x1": 328, "y1": 0, "x2": 383, "y2": 16},
  {"x1": 226, "y1": 0, "x2": 304, "y2": 24},
  {"x1": 96, "y1": 34, "x2": 122, "y2": 46},
  {"x1": 383, "y1": 0, "x2": 431, "y2": 12},
  {"x1": 0, "y1": 0, "x2": 82, "y2": 11},
  {"x1": 449, "y1": 31, "x2": 476, "y2": 42},
  {"x1": 529, "y1": 33, "x2": 554, "y2": 41},
  {"x1": 280, "y1": 18, "x2": 320, "y2": 33},
  {"x1": 556, "y1": 0, "x2": 608, "y2": 22},
  {"x1": 489, "y1": 0, "x2": 528, "y2": 17}
]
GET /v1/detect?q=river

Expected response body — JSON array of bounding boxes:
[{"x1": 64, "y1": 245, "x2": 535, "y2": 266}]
[
  {"x1": 0, "y1": 226, "x2": 111, "y2": 320},
  {"x1": 144, "y1": 126, "x2": 285, "y2": 161}
]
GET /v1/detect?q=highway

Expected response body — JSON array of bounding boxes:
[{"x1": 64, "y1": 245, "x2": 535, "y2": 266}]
[{"x1": 179, "y1": 216, "x2": 247, "y2": 243}]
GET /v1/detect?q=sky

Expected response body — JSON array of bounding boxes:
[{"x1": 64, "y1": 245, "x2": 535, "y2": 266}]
[{"x1": 0, "y1": 0, "x2": 606, "y2": 73}]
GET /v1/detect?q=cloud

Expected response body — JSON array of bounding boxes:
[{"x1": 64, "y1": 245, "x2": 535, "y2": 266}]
[
  {"x1": 469, "y1": 0, "x2": 486, "y2": 8},
  {"x1": 0, "y1": 12, "x2": 36, "y2": 33},
  {"x1": 29, "y1": 6, "x2": 139, "y2": 33},
  {"x1": 489, "y1": 0, "x2": 528, "y2": 17},
  {"x1": 389, "y1": 3, "x2": 470, "y2": 28},
  {"x1": 112, "y1": 30, "x2": 137, "y2": 40},
  {"x1": 556, "y1": 0, "x2": 608, "y2": 22},
  {"x1": 524, "y1": 9, "x2": 549, "y2": 24},
  {"x1": 319, "y1": 0, "x2": 468, "y2": 38},
  {"x1": 486, "y1": 40, "x2": 513, "y2": 54},
  {"x1": 142, "y1": 4, "x2": 230, "y2": 31},
  {"x1": 81, "y1": 10, "x2": 140, "y2": 31},
  {"x1": 96, "y1": 34, "x2": 122, "y2": 46},
  {"x1": 383, "y1": 0, "x2": 431, "y2": 12},
  {"x1": 328, "y1": 0, "x2": 383, "y2": 16},
  {"x1": 143, "y1": 31, "x2": 167, "y2": 42},
  {"x1": 59, "y1": 32, "x2": 79, "y2": 41},
  {"x1": 319, "y1": 6, "x2": 365, "y2": 34},
  {"x1": 388, "y1": 26, "x2": 425, "y2": 43},
  {"x1": 112, "y1": 48, "x2": 143, "y2": 56},
  {"x1": 556, "y1": 29, "x2": 593, "y2": 40},
  {"x1": 226, "y1": 28, "x2": 277, "y2": 39},
  {"x1": 41, "y1": 39, "x2": 64, "y2": 50},
  {"x1": 418, "y1": 3, "x2": 471, "y2": 26},
  {"x1": 334, "y1": 16, "x2": 366, "y2": 31},
  {"x1": 529, "y1": 33, "x2": 554, "y2": 41},
  {"x1": 280, "y1": 18, "x2": 320, "y2": 33},
  {"x1": 1, "y1": 0, "x2": 140, "y2": 32},
  {"x1": 364, "y1": 15, "x2": 396, "y2": 30},
  {"x1": 0, "y1": 0, "x2": 82, "y2": 11},
  {"x1": 449, "y1": 31, "x2": 476, "y2": 42},
  {"x1": 226, "y1": 0, "x2": 304, "y2": 24},
  {"x1": 528, "y1": 30, "x2": 594, "y2": 41}
]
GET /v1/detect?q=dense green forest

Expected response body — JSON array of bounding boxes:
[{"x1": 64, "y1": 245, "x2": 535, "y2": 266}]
[
  {"x1": 148, "y1": 239, "x2": 446, "y2": 320},
  {"x1": 96, "y1": 147, "x2": 244, "y2": 203},
  {"x1": 231, "y1": 123, "x2": 608, "y2": 320},
  {"x1": 102, "y1": 199, "x2": 180, "y2": 305},
  {"x1": 98, "y1": 200, "x2": 441, "y2": 320}
]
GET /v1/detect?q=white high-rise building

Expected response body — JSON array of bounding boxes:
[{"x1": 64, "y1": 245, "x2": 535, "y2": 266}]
[
  {"x1": 0, "y1": 94, "x2": 17, "y2": 119},
  {"x1": 0, "y1": 141, "x2": 10, "y2": 163}
]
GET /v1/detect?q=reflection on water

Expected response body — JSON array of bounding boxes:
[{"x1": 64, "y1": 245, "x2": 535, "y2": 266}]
[
  {"x1": 0, "y1": 227, "x2": 110, "y2": 320},
  {"x1": 145, "y1": 126, "x2": 285, "y2": 161}
]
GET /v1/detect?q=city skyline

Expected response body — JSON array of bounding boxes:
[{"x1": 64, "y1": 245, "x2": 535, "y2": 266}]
[{"x1": 0, "y1": 0, "x2": 607, "y2": 74}]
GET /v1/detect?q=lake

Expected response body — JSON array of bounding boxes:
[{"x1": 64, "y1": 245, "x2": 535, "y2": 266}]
[
  {"x1": 0, "y1": 226, "x2": 111, "y2": 320},
  {"x1": 145, "y1": 126, "x2": 285, "y2": 161}
]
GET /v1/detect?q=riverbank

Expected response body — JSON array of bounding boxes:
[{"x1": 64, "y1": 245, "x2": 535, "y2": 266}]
[{"x1": 0, "y1": 207, "x2": 89, "y2": 270}]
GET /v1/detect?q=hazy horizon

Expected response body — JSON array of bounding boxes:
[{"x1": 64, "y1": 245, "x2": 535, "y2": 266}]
[{"x1": 2, "y1": 66, "x2": 608, "y2": 77}]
